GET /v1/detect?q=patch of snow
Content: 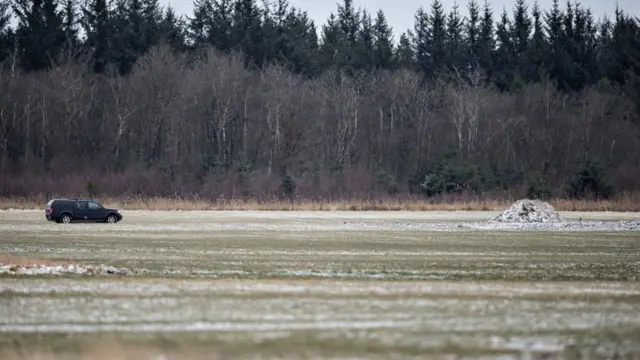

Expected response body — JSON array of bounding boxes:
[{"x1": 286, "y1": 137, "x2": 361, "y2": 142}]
[
  {"x1": 0, "y1": 264, "x2": 131, "y2": 276},
  {"x1": 0, "y1": 319, "x2": 416, "y2": 333}
]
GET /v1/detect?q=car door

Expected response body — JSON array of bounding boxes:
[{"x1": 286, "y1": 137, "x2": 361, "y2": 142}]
[
  {"x1": 74, "y1": 201, "x2": 90, "y2": 221},
  {"x1": 87, "y1": 201, "x2": 106, "y2": 221}
]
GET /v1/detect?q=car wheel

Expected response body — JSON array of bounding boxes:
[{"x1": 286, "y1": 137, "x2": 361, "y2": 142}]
[
  {"x1": 61, "y1": 214, "x2": 72, "y2": 224},
  {"x1": 106, "y1": 215, "x2": 118, "y2": 224}
]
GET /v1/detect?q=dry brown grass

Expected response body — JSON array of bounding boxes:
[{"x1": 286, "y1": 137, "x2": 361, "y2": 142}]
[
  {"x1": 0, "y1": 254, "x2": 64, "y2": 267},
  {"x1": 1, "y1": 193, "x2": 640, "y2": 212},
  {"x1": 0, "y1": 337, "x2": 218, "y2": 360}
]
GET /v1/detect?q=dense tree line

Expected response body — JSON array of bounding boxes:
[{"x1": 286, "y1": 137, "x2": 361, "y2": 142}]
[{"x1": 0, "y1": 0, "x2": 639, "y2": 200}]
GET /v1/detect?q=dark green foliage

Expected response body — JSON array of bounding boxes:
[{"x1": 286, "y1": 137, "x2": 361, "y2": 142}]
[
  {"x1": 373, "y1": 9, "x2": 394, "y2": 69},
  {"x1": 1, "y1": 0, "x2": 640, "y2": 200},
  {"x1": 420, "y1": 161, "x2": 481, "y2": 197},
  {"x1": 509, "y1": 0, "x2": 531, "y2": 79},
  {"x1": 62, "y1": 0, "x2": 77, "y2": 45},
  {"x1": 0, "y1": 0, "x2": 12, "y2": 62},
  {"x1": 528, "y1": 2, "x2": 546, "y2": 81},
  {"x1": 159, "y1": 6, "x2": 187, "y2": 51},
  {"x1": 493, "y1": 9, "x2": 513, "y2": 89},
  {"x1": 567, "y1": 160, "x2": 614, "y2": 200},
  {"x1": 412, "y1": 7, "x2": 428, "y2": 74},
  {"x1": 13, "y1": 0, "x2": 67, "y2": 71},
  {"x1": 231, "y1": 0, "x2": 263, "y2": 67},
  {"x1": 81, "y1": 0, "x2": 111, "y2": 73},
  {"x1": 1, "y1": 0, "x2": 637, "y2": 90},
  {"x1": 319, "y1": 13, "x2": 343, "y2": 70},
  {"x1": 466, "y1": 0, "x2": 480, "y2": 66},
  {"x1": 445, "y1": 3, "x2": 464, "y2": 71},
  {"x1": 375, "y1": 169, "x2": 399, "y2": 195},
  {"x1": 280, "y1": 173, "x2": 295, "y2": 200},
  {"x1": 395, "y1": 32, "x2": 414, "y2": 69},
  {"x1": 477, "y1": 0, "x2": 494, "y2": 73},
  {"x1": 525, "y1": 172, "x2": 551, "y2": 199},
  {"x1": 427, "y1": 0, "x2": 446, "y2": 76},
  {"x1": 86, "y1": 181, "x2": 98, "y2": 196},
  {"x1": 355, "y1": 9, "x2": 374, "y2": 72},
  {"x1": 0, "y1": 0, "x2": 9, "y2": 31}
]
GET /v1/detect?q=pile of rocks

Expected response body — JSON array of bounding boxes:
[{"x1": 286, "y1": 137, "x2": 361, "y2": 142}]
[{"x1": 490, "y1": 199, "x2": 565, "y2": 223}]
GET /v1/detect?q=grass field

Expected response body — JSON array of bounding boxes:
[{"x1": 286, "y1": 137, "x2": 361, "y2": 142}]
[{"x1": 1, "y1": 210, "x2": 639, "y2": 359}]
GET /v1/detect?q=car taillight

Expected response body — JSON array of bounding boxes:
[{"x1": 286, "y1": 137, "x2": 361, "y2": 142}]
[{"x1": 47, "y1": 207, "x2": 53, "y2": 214}]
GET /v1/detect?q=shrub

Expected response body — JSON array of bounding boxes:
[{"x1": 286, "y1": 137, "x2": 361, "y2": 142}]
[
  {"x1": 280, "y1": 174, "x2": 296, "y2": 200},
  {"x1": 567, "y1": 159, "x2": 613, "y2": 200},
  {"x1": 525, "y1": 172, "x2": 552, "y2": 200},
  {"x1": 420, "y1": 161, "x2": 479, "y2": 197}
]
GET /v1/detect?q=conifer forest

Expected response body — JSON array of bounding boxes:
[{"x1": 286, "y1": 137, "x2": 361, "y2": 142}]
[{"x1": 0, "y1": 0, "x2": 639, "y2": 201}]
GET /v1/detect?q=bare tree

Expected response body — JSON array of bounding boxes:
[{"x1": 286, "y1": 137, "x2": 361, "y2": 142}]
[
  {"x1": 1, "y1": 43, "x2": 640, "y2": 199},
  {"x1": 439, "y1": 66, "x2": 487, "y2": 158}
]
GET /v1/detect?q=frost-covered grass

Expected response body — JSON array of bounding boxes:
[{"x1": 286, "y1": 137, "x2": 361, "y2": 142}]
[
  {"x1": 0, "y1": 278, "x2": 639, "y2": 359},
  {"x1": 0, "y1": 210, "x2": 639, "y2": 359},
  {"x1": 1, "y1": 210, "x2": 638, "y2": 281}
]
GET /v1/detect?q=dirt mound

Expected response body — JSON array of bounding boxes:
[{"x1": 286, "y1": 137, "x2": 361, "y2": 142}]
[{"x1": 490, "y1": 199, "x2": 564, "y2": 223}]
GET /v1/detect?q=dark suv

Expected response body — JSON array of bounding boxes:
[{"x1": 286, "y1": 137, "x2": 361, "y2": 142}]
[{"x1": 45, "y1": 198, "x2": 123, "y2": 224}]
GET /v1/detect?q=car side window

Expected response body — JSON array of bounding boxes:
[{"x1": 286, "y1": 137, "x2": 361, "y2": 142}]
[
  {"x1": 88, "y1": 201, "x2": 101, "y2": 210},
  {"x1": 76, "y1": 201, "x2": 87, "y2": 210}
]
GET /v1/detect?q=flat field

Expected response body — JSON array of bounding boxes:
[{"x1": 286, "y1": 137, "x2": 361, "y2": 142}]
[{"x1": 0, "y1": 210, "x2": 639, "y2": 359}]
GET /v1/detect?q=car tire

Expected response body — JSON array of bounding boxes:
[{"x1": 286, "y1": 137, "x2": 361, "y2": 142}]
[
  {"x1": 106, "y1": 214, "x2": 118, "y2": 224},
  {"x1": 60, "y1": 214, "x2": 72, "y2": 224}
]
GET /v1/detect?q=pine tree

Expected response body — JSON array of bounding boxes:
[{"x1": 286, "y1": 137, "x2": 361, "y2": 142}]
[
  {"x1": 108, "y1": 0, "x2": 146, "y2": 74},
  {"x1": 355, "y1": 9, "x2": 374, "y2": 71},
  {"x1": 81, "y1": 0, "x2": 111, "y2": 73},
  {"x1": 494, "y1": 8, "x2": 513, "y2": 89},
  {"x1": 0, "y1": 0, "x2": 12, "y2": 63},
  {"x1": 13, "y1": 0, "x2": 67, "y2": 71},
  {"x1": 528, "y1": 1, "x2": 547, "y2": 81},
  {"x1": 510, "y1": 0, "x2": 531, "y2": 80},
  {"x1": 609, "y1": 8, "x2": 640, "y2": 86},
  {"x1": 231, "y1": 0, "x2": 264, "y2": 67},
  {"x1": 596, "y1": 15, "x2": 613, "y2": 81},
  {"x1": 264, "y1": 0, "x2": 288, "y2": 65},
  {"x1": 427, "y1": 0, "x2": 447, "y2": 76},
  {"x1": 337, "y1": 0, "x2": 358, "y2": 47},
  {"x1": 478, "y1": 0, "x2": 494, "y2": 74},
  {"x1": 412, "y1": 6, "x2": 429, "y2": 74},
  {"x1": 572, "y1": 5, "x2": 598, "y2": 88},
  {"x1": 336, "y1": 0, "x2": 360, "y2": 72},
  {"x1": 544, "y1": 0, "x2": 571, "y2": 90},
  {"x1": 282, "y1": 8, "x2": 318, "y2": 75},
  {"x1": 62, "y1": 0, "x2": 78, "y2": 47},
  {"x1": 445, "y1": 2, "x2": 464, "y2": 72},
  {"x1": 319, "y1": 13, "x2": 344, "y2": 70},
  {"x1": 373, "y1": 9, "x2": 394, "y2": 69},
  {"x1": 0, "y1": 0, "x2": 9, "y2": 33},
  {"x1": 395, "y1": 31, "x2": 414, "y2": 69},
  {"x1": 465, "y1": 0, "x2": 481, "y2": 67},
  {"x1": 141, "y1": 0, "x2": 162, "y2": 50},
  {"x1": 188, "y1": 0, "x2": 212, "y2": 48},
  {"x1": 212, "y1": 0, "x2": 233, "y2": 51},
  {"x1": 159, "y1": 5, "x2": 186, "y2": 51},
  {"x1": 560, "y1": 0, "x2": 579, "y2": 89}
]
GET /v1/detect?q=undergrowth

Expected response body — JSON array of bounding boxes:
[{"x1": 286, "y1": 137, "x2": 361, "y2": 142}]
[{"x1": 1, "y1": 193, "x2": 640, "y2": 211}]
